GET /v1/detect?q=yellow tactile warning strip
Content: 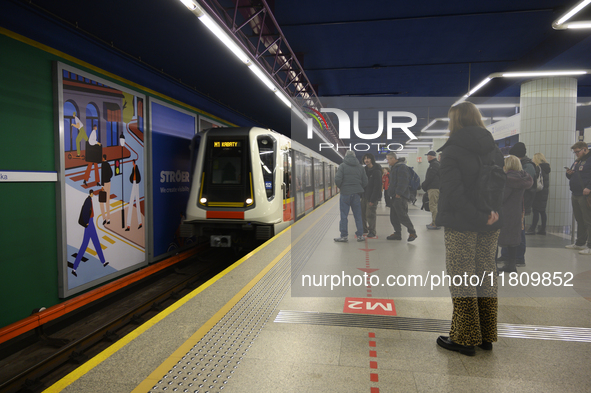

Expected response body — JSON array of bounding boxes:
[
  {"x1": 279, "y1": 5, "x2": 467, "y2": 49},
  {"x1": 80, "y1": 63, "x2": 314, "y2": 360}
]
[
  {"x1": 45, "y1": 197, "x2": 337, "y2": 392},
  {"x1": 135, "y1": 202, "x2": 336, "y2": 392}
]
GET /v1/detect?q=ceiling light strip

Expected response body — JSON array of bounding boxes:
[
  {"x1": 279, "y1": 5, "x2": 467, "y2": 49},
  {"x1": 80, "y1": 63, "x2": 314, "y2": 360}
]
[
  {"x1": 455, "y1": 70, "x2": 590, "y2": 106},
  {"x1": 553, "y1": 0, "x2": 591, "y2": 29}
]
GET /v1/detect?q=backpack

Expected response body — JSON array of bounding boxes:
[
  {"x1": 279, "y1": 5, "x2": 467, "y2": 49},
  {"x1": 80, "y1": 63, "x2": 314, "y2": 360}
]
[
  {"x1": 407, "y1": 166, "x2": 421, "y2": 192},
  {"x1": 474, "y1": 154, "x2": 506, "y2": 213},
  {"x1": 534, "y1": 164, "x2": 544, "y2": 192},
  {"x1": 421, "y1": 192, "x2": 430, "y2": 211}
]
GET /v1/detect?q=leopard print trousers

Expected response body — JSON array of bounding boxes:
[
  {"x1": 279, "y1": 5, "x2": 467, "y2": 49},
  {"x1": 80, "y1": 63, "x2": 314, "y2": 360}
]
[{"x1": 444, "y1": 228, "x2": 500, "y2": 346}]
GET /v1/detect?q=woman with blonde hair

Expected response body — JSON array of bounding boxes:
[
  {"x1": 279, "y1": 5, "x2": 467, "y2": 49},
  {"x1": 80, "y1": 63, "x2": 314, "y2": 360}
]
[
  {"x1": 435, "y1": 101, "x2": 505, "y2": 356},
  {"x1": 497, "y1": 155, "x2": 533, "y2": 273},
  {"x1": 527, "y1": 153, "x2": 551, "y2": 235}
]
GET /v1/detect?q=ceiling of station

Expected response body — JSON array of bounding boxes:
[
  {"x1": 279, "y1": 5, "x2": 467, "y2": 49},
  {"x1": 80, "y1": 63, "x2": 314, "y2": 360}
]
[{"x1": 6, "y1": 0, "x2": 591, "y2": 156}]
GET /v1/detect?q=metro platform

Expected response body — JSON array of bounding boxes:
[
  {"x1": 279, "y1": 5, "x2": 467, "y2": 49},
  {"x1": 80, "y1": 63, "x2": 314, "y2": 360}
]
[{"x1": 50, "y1": 197, "x2": 591, "y2": 393}]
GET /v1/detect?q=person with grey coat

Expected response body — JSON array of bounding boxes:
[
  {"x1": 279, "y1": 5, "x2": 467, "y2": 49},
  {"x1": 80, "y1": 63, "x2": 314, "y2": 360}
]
[
  {"x1": 497, "y1": 156, "x2": 533, "y2": 273},
  {"x1": 334, "y1": 150, "x2": 368, "y2": 242}
]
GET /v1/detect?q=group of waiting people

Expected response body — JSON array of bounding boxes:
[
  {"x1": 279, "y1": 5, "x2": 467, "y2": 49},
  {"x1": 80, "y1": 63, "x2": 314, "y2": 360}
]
[
  {"x1": 333, "y1": 101, "x2": 582, "y2": 357},
  {"x1": 333, "y1": 150, "x2": 419, "y2": 243}
]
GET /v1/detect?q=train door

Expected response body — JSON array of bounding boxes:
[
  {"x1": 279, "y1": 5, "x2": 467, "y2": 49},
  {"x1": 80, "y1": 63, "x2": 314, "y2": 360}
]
[
  {"x1": 282, "y1": 149, "x2": 293, "y2": 222},
  {"x1": 333, "y1": 166, "x2": 338, "y2": 194},
  {"x1": 314, "y1": 158, "x2": 324, "y2": 207},
  {"x1": 304, "y1": 156, "x2": 314, "y2": 214},
  {"x1": 294, "y1": 151, "x2": 305, "y2": 219},
  {"x1": 324, "y1": 162, "x2": 331, "y2": 200}
]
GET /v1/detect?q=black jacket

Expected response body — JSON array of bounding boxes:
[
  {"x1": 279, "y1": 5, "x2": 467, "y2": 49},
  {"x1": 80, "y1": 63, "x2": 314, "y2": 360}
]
[
  {"x1": 363, "y1": 164, "x2": 383, "y2": 204},
  {"x1": 78, "y1": 196, "x2": 93, "y2": 227},
  {"x1": 567, "y1": 151, "x2": 591, "y2": 196},
  {"x1": 421, "y1": 159, "x2": 440, "y2": 191},
  {"x1": 129, "y1": 164, "x2": 141, "y2": 184},
  {"x1": 388, "y1": 158, "x2": 411, "y2": 200},
  {"x1": 101, "y1": 161, "x2": 113, "y2": 184},
  {"x1": 532, "y1": 162, "x2": 550, "y2": 212},
  {"x1": 520, "y1": 156, "x2": 537, "y2": 215},
  {"x1": 435, "y1": 126, "x2": 504, "y2": 232}
]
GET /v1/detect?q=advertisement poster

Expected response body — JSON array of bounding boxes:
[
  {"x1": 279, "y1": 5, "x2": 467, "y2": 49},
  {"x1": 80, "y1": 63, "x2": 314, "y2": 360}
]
[
  {"x1": 150, "y1": 100, "x2": 197, "y2": 257},
  {"x1": 56, "y1": 63, "x2": 146, "y2": 297}
]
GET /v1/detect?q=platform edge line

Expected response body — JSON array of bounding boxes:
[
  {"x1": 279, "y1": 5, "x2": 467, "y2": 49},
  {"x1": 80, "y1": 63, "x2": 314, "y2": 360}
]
[
  {"x1": 44, "y1": 226, "x2": 292, "y2": 392},
  {"x1": 130, "y1": 245, "x2": 291, "y2": 392}
]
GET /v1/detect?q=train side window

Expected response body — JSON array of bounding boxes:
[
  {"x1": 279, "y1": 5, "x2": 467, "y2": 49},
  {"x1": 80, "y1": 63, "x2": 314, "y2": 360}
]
[{"x1": 258, "y1": 135, "x2": 276, "y2": 199}]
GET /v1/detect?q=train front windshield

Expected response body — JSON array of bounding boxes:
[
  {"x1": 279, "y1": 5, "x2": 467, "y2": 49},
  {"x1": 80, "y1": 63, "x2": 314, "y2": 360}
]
[
  {"x1": 199, "y1": 137, "x2": 252, "y2": 207},
  {"x1": 211, "y1": 142, "x2": 242, "y2": 185}
]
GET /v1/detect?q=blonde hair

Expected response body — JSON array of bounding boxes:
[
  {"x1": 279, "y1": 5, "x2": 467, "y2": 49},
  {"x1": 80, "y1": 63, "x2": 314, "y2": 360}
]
[
  {"x1": 448, "y1": 102, "x2": 486, "y2": 135},
  {"x1": 504, "y1": 155, "x2": 522, "y2": 172},
  {"x1": 532, "y1": 152, "x2": 548, "y2": 166}
]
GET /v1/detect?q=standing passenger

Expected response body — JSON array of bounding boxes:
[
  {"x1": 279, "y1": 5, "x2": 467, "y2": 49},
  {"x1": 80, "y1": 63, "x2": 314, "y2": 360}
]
[
  {"x1": 421, "y1": 150, "x2": 441, "y2": 230},
  {"x1": 497, "y1": 155, "x2": 533, "y2": 273},
  {"x1": 385, "y1": 152, "x2": 417, "y2": 242},
  {"x1": 361, "y1": 153, "x2": 382, "y2": 238},
  {"x1": 334, "y1": 150, "x2": 368, "y2": 242},
  {"x1": 527, "y1": 153, "x2": 551, "y2": 235},
  {"x1": 435, "y1": 101, "x2": 504, "y2": 356},
  {"x1": 498, "y1": 142, "x2": 536, "y2": 267},
  {"x1": 566, "y1": 142, "x2": 591, "y2": 254}
]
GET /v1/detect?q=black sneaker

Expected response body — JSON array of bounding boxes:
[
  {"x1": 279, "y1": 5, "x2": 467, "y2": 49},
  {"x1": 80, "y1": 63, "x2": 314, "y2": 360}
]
[
  {"x1": 407, "y1": 233, "x2": 418, "y2": 242},
  {"x1": 367, "y1": 232, "x2": 377, "y2": 238},
  {"x1": 386, "y1": 233, "x2": 402, "y2": 240}
]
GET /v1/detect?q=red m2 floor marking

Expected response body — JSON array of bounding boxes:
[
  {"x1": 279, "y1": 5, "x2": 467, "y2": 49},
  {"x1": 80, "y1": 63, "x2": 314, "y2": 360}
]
[{"x1": 343, "y1": 297, "x2": 397, "y2": 316}]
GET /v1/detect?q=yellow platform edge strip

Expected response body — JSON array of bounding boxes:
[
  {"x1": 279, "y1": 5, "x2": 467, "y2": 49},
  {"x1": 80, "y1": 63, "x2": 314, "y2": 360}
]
[
  {"x1": 46, "y1": 196, "x2": 337, "y2": 392},
  {"x1": 132, "y1": 201, "x2": 335, "y2": 392}
]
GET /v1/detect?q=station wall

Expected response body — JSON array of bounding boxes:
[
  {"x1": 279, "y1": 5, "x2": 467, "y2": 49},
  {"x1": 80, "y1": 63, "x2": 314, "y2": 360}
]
[{"x1": 0, "y1": 27, "x2": 253, "y2": 328}]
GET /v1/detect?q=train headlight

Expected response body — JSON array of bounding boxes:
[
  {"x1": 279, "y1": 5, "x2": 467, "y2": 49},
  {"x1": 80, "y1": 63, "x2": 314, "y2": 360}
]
[
  {"x1": 246, "y1": 198, "x2": 253, "y2": 205},
  {"x1": 200, "y1": 197, "x2": 207, "y2": 204}
]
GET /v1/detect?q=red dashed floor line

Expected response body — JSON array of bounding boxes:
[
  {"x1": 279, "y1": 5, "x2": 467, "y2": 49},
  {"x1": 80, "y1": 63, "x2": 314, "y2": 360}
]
[{"x1": 365, "y1": 238, "x2": 379, "y2": 392}]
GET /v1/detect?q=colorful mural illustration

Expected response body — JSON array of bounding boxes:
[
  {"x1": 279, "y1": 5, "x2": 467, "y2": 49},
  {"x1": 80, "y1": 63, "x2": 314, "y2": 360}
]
[{"x1": 58, "y1": 63, "x2": 146, "y2": 296}]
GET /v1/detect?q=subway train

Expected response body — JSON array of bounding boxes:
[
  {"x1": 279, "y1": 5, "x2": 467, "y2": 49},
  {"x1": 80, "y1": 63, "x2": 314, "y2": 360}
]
[{"x1": 181, "y1": 127, "x2": 339, "y2": 248}]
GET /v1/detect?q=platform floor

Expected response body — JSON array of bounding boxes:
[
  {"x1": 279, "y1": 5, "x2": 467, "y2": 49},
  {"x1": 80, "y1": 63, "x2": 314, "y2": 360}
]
[{"x1": 52, "y1": 197, "x2": 591, "y2": 393}]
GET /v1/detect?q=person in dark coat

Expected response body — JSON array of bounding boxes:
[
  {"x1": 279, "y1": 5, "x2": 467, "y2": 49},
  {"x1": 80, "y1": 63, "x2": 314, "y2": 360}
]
[
  {"x1": 421, "y1": 150, "x2": 441, "y2": 229},
  {"x1": 527, "y1": 153, "x2": 551, "y2": 235},
  {"x1": 565, "y1": 141, "x2": 591, "y2": 254},
  {"x1": 361, "y1": 153, "x2": 382, "y2": 238},
  {"x1": 497, "y1": 155, "x2": 533, "y2": 273},
  {"x1": 498, "y1": 142, "x2": 536, "y2": 267},
  {"x1": 435, "y1": 101, "x2": 504, "y2": 357},
  {"x1": 386, "y1": 152, "x2": 417, "y2": 241}
]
